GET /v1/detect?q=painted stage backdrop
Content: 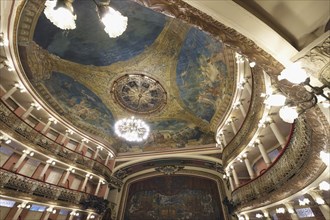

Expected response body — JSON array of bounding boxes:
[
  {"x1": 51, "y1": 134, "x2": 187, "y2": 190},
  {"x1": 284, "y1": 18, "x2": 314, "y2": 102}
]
[{"x1": 124, "y1": 176, "x2": 224, "y2": 220}]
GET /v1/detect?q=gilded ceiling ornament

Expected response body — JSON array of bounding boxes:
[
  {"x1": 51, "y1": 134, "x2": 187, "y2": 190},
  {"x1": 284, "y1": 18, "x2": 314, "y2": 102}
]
[{"x1": 111, "y1": 74, "x2": 167, "y2": 115}]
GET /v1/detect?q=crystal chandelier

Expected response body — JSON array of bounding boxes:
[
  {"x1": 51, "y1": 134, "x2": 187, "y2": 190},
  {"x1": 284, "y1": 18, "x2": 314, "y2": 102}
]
[
  {"x1": 43, "y1": 0, "x2": 128, "y2": 38},
  {"x1": 114, "y1": 117, "x2": 149, "y2": 142}
]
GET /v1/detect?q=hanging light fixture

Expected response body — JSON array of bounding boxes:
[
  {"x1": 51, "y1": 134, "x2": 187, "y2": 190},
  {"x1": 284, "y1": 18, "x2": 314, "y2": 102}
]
[
  {"x1": 115, "y1": 117, "x2": 149, "y2": 142},
  {"x1": 43, "y1": 0, "x2": 127, "y2": 38},
  {"x1": 97, "y1": 3, "x2": 128, "y2": 38},
  {"x1": 44, "y1": 0, "x2": 77, "y2": 30}
]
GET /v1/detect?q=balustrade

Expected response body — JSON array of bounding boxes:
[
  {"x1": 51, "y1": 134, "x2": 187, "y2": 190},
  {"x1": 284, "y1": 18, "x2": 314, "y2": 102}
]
[
  {"x1": 0, "y1": 101, "x2": 112, "y2": 178},
  {"x1": 231, "y1": 118, "x2": 310, "y2": 207},
  {"x1": 0, "y1": 168, "x2": 107, "y2": 212}
]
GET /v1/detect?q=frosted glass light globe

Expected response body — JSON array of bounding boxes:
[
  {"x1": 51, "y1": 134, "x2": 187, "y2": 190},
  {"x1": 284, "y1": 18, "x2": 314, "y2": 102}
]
[
  {"x1": 278, "y1": 63, "x2": 308, "y2": 84},
  {"x1": 264, "y1": 94, "x2": 286, "y2": 106},
  {"x1": 44, "y1": 0, "x2": 76, "y2": 30},
  {"x1": 279, "y1": 106, "x2": 298, "y2": 123},
  {"x1": 101, "y1": 7, "x2": 128, "y2": 38}
]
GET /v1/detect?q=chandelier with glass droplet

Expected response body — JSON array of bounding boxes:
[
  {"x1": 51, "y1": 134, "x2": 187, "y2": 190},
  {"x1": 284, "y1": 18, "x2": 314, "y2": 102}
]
[{"x1": 114, "y1": 117, "x2": 149, "y2": 142}]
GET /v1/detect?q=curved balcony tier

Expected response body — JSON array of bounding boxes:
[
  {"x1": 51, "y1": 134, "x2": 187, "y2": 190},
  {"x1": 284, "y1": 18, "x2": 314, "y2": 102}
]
[
  {"x1": 0, "y1": 101, "x2": 122, "y2": 188},
  {"x1": 231, "y1": 108, "x2": 329, "y2": 211},
  {"x1": 0, "y1": 168, "x2": 108, "y2": 213}
]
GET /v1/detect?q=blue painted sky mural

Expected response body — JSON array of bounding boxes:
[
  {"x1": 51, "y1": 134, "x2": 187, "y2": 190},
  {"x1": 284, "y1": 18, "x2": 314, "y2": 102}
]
[
  {"x1": 33, "y1": 0, "x2": 166, "y2": 66},
  {"x1": 44, "y1": 72, "x2": 114, "y2": 135},
  {"x1": 176, "y1": 28, "x2": 227, "y2": 122}
]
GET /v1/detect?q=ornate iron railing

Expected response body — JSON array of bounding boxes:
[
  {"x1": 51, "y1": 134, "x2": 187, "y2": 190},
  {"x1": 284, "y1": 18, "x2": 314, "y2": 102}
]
[
  {"x1": 0, "y1": 101, "x2": 122, "y2": 187},
  {"x1": 231, "y1": 117, "x2": 311, "y2": 206},
  {"x1": 0, "y1": 168, "x2": 108, "y2": 213}
]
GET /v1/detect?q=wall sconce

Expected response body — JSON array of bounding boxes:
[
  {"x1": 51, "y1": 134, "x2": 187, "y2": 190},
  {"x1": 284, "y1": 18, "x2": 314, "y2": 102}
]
[
  {"x1": 0, "y1": 57, "x2": 14, "y2": 71},
  {"x1": 14, "y1": 83, "x2": 27, "y2": 93},
  {"x1": 319, "y1": 181, "x2": 330, "y2": 191},
  {"x1": 298, "y1": 198, "x2": 310, "y2": 206},
  {"x1": 65, "y1": 129, "x2": 74, "y2": 135},
  {"x1": 277, "y1": 63, "x2": 329, "y2": 123},
  {"x1": 48, "y1": 117, "x2": 58, "y2": 124},
  {"x1": 86, "y1": 173, "x2": 93, "y2": 179},
  {"x1": 23, "y1": 149, "x2": 34, "y2": 156},
  {"x1": 276, "y1": 208, "x2": 286, "y2": 214},
  {"x1": 0, "y1": 134, "x2": 12, "y2": 144},
  {"x1": 320, "y1": 151, "x2": 330, "y2": 166},
  {"x1": 70, "y1": 211, "x2": 79, "y2": 216},
  {"x1": 315, "y1": 197, "x2": 325, "y2": 205},
  {"x1": 17, "y1": 203, "x2": 31, "y2": 209},
  {"x1": 82, "y1": 138, "x2": 89, "y2": 143},
  {"x1": 46, "y1": 159, "x2": 56, "y2": 166},
  {"x1": 46, "y1": 207, "x2": 56, "y2": 214},
  {"x1": 31, "y1": 102, "x2": 42, "y2": 110},
  {"x1": 0, "y1": 33, "x2": 9, "y2": 46},
  {"x1": 67, "y1": 167, "x2": 75, "y2": 173}
]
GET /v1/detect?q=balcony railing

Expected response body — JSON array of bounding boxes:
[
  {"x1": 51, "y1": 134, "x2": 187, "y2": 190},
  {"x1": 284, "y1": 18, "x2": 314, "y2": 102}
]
[
  {"x1": 0, "y1": 168, "x2": 108, "y2": 213},
  {"x1": 231, "y1": 117, "x2": 311, "y2": 207},
  {"x1": 0, "y1": 101, "x2": 122, "y2": 187},
  {"x1": 221, "y1": 67, "x2": 266, "y2": 164}
]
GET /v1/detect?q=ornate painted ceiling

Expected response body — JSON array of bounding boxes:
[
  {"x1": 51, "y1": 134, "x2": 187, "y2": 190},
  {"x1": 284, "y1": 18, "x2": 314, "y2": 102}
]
[{"x1": 17, "y1": 0, "x2": 237, "y2": 154}]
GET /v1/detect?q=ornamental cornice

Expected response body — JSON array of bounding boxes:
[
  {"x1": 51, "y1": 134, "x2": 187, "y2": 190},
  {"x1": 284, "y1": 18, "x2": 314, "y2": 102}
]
[
  {"x1": 296, "y1": 36, "x2": 330, "y2": 86},
  {"x1": 133, "y1": 0, "x2": 283, "y2": 75}
]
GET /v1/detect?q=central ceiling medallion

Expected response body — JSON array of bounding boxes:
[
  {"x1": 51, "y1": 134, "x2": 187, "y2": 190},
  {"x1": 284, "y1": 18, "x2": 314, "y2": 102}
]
[{"x1": 111, "y1": 74, "x2": 167, "y2": 114}]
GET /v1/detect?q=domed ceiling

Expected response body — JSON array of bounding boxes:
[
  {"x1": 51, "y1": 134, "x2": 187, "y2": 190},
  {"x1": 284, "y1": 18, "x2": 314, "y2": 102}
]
[{"x1": 17, "y1": 0, "x2": 236, "y2": 154}]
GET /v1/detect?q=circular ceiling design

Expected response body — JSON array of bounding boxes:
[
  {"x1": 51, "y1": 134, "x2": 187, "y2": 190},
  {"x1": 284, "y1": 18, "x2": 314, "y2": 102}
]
[{"x1": 111, "y1": 74, "x2": 167, "y2": 115}]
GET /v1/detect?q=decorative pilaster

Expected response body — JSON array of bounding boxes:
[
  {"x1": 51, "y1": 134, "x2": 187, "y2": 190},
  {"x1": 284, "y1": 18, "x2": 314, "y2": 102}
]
[
  {"x1": 255, "y1": 140, "x2": 271, "y2": 166},
  {"x1": 243, "y1": 154, "x2": 255, "y2": 179}
]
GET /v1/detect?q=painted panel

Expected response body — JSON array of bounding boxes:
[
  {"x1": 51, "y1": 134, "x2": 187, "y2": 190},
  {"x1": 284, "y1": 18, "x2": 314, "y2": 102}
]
[
  {"x1": 33, "y1": 0, "x2": 166, "y2": 66},
  {"x1": 177, "y1": 28, "x2": 227, "y2": 122},
  {"x1": 116, "y1": 119, "x2": 214, "y2": 153},
  {"x1": 124, "y1": 175, "x2": 224, "y2": 220},
  {"x1": 44, "y1": 72, "x2": 114, "y2": 135}
]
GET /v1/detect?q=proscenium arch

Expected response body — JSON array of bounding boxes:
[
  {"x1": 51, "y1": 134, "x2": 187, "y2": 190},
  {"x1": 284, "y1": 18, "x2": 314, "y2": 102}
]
[{"x1": 113, "y1": 154, "x2": 223, "y2": 173}]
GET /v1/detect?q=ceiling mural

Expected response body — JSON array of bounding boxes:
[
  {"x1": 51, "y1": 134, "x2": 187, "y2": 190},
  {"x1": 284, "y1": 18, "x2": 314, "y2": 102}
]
[
  {"x1": 33, "y1": 0, "x2": 167, "y2": 66},
  {"x1": 17, "y1": 0, "x2": 236, "y2": 154},
  {"x1": 113, "y1": 119, "x2": 214, "y2": 153},
  {"x1": 176, "y1": 28, "x2": 227, "y2": 122},
  {"x1": 44, "y1": 72, "x2": 115, "y2": 136}
]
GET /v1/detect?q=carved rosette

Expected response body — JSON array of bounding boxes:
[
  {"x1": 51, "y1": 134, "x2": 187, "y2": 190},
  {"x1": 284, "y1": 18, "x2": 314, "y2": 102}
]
[
  {"x1": 111, "y1": 74, "x2": 167, "y2": 115},
  {"x1": 155, "y1": 165, "x2": 184, "y2": 175}
]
